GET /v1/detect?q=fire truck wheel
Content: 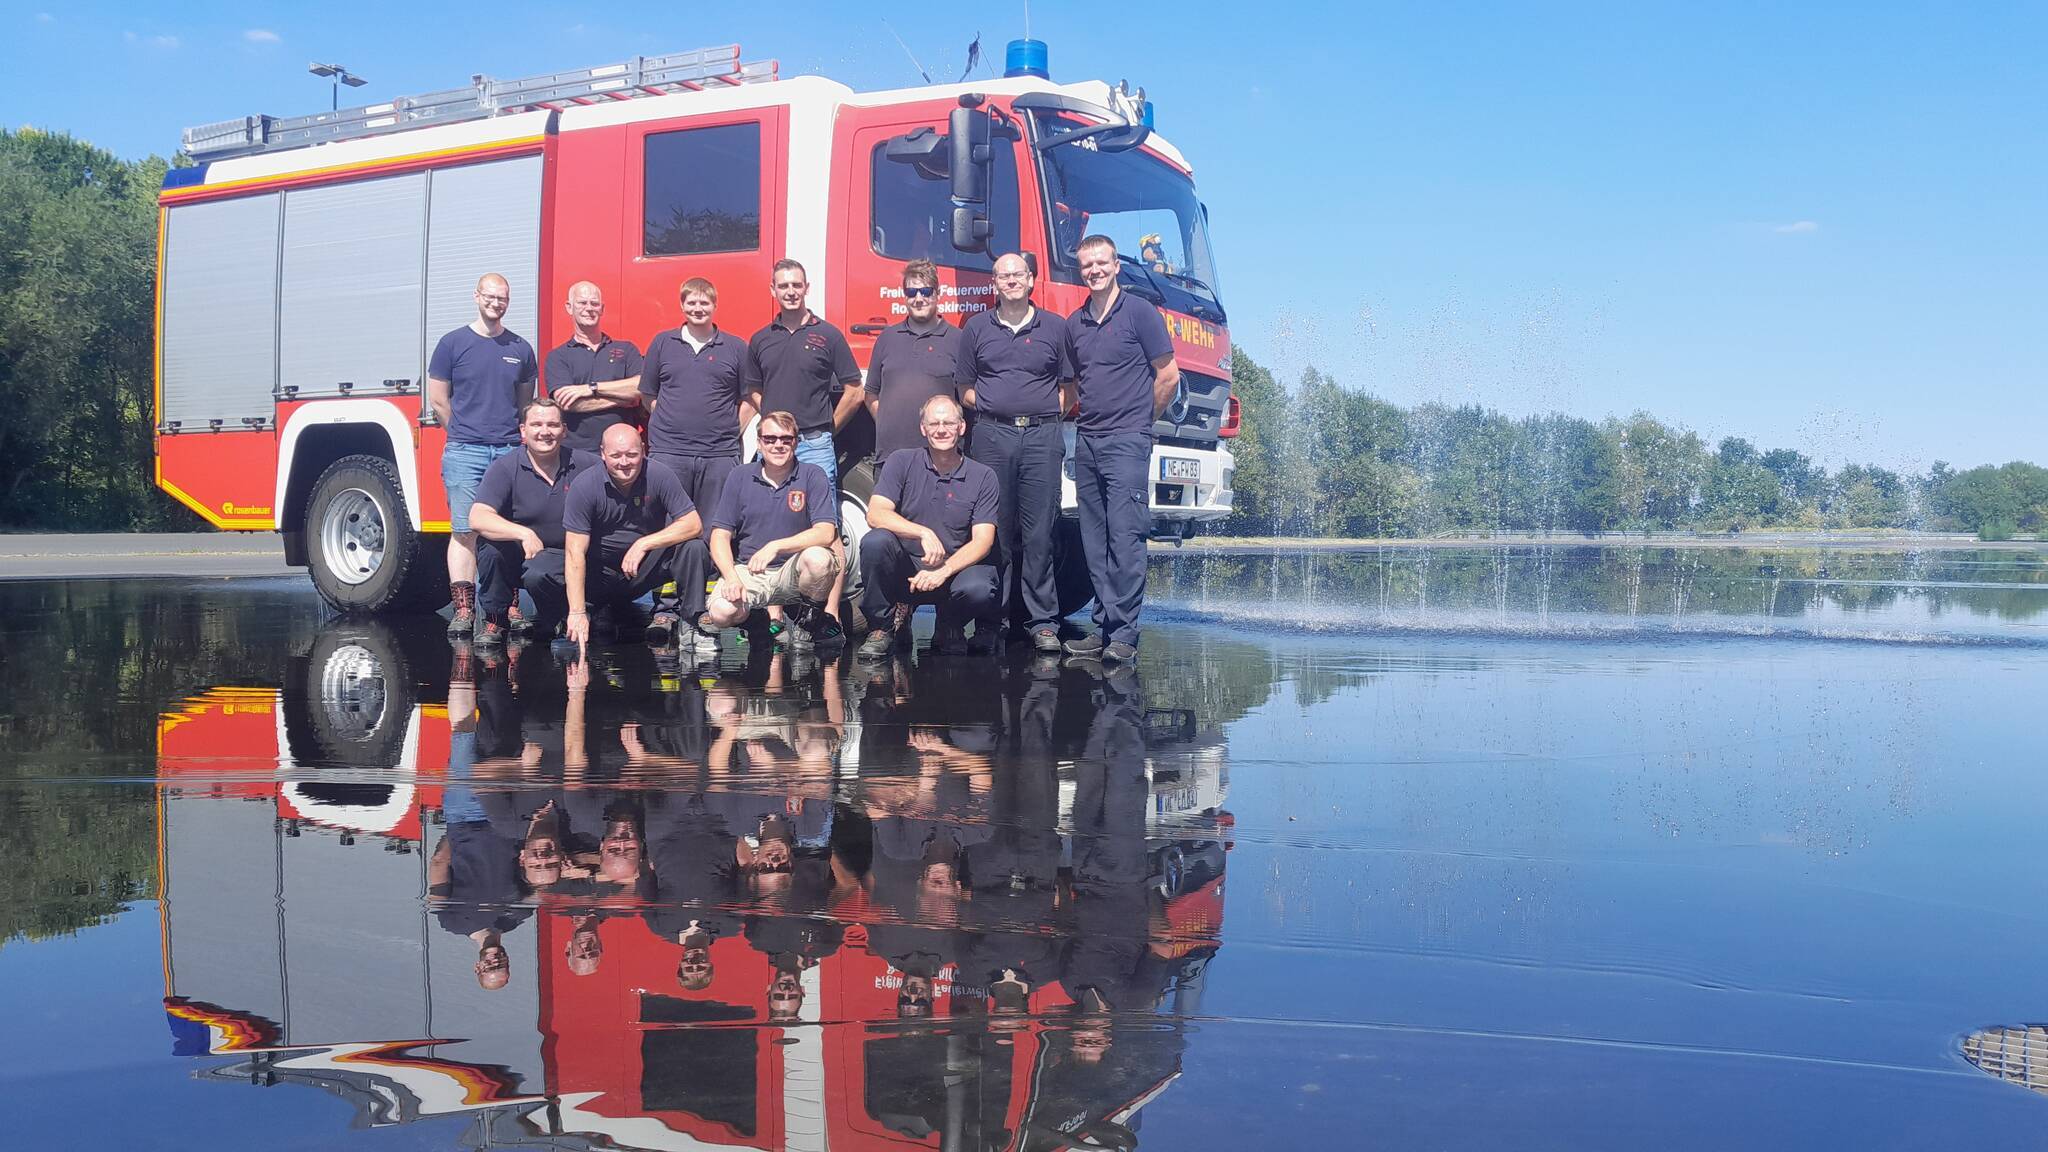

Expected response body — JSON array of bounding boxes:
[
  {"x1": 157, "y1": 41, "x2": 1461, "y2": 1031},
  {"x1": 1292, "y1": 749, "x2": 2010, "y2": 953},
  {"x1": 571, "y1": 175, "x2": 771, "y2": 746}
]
[
  {"x1": 284, "y1": 620, "x2": 422, "y2": 769},
  {"x1": 304, "y1": 454, "x2": 447, "y2": 614},
  {"x1": 1053, "y1": 516, "x2": 1095, "y2": 619}
]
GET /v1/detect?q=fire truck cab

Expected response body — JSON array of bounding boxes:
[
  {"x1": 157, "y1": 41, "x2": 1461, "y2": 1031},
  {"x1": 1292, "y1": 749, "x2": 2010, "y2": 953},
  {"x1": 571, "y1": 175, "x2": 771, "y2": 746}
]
[{"x1": 155, "y1": 42, "x2": 1238, "y2": 616}]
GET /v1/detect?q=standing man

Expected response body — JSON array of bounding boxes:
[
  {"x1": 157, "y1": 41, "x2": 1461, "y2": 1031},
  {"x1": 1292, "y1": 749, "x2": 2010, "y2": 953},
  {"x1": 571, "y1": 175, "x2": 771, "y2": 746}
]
[
  {"x1": 429, "y1": 273, "x2": 540, "y2": 637},
  {"x1": 957, "y1": 252, "x2": 1075, "y2": 653},
  {"x1": 857, "y1": 396, "x2": 1000, "y2": 659},
  {"x1": 543, "y1": 281, "x2": 644, "y2": 456},
  {"x1": 699, "y1": 411, "x2": 844, "y2": 650},
  {"x1": 467, "y1": 398, "x2": 590, "y2": 644},
  {"x1": 561, "y1": 425, "x2": 706, "y2": 651},
  {"x1": 1063, "y1": 236, "x2": 1179, "y2": 663},
  {"x1": 642, "y1": 278, "x2": 751, "y2": 645},
  {"x1": 744, "y1": 259, "x2": 863, "y2": 489},
  {"x1": 864, "y1": 260, "x2": 964, "y2": 464}
]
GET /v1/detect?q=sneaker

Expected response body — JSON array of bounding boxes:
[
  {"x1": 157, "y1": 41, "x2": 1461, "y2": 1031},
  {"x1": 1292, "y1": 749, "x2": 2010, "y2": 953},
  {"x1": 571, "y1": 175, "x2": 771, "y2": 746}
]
[
  {"x1": 475, "y1": 613, "x2": 509, "y2": 648},
  {"x1": 858, "y1": 627, "x2": 897, "y2": 661},
  {"x1": 507, "y1": 602, "x2": 532, "y2": 635},
  {"x1": 779, "y1": 618, "x2": 813, "y2": 652},
  {"x1": 1102, "y1": 641, "x2": 1138, "y2": 664},
  {"x1": 933, "y1": 622, "x2": 969, "y2": 656},
  {"x1": 808, "y1": 612, "x2": 846, "y2": 650},
  {"x1": 1062, "y1": 632, "x2": 1105, "y2": 657},
  {"x1": 683, "y1": 617, "x2": 722, "y2": 652},
  {"x1": 1031, "y1": 626, "x2": 1063, "y2": 655},
  {"x1": 447, "y1": 581, "x2": 477, "y2": 637},
  {"x1": 644, "y1": 610, "x2": 680, "y2": 645}
]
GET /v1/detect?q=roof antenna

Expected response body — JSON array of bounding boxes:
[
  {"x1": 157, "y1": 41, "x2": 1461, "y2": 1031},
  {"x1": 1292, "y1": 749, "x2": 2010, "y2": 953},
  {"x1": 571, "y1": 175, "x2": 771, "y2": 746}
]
[{"x1": 882, "y1": 20, "x2": 933, "y2": 85}]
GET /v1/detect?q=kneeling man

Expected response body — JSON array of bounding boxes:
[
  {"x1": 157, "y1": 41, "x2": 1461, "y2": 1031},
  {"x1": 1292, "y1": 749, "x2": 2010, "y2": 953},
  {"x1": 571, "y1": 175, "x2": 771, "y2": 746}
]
[
  {"x1": 857, "y1": 395, "x2": 1000, "y2": 659},
  {"x1": 562, "y1": 425, "x2": 707, "y2": 649},
  {"x1": 699, "y1": 410, "x2": 844, "y2": 650},
  {"x1": 468, "y1": 398, "x2": 590, "y2": 644}
]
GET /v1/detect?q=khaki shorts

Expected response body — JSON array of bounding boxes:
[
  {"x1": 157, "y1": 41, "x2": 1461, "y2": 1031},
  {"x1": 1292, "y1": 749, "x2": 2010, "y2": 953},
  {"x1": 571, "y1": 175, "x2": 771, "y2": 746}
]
[{"x1": 729, "y1": 547, "x2": 841, "y2": 610}]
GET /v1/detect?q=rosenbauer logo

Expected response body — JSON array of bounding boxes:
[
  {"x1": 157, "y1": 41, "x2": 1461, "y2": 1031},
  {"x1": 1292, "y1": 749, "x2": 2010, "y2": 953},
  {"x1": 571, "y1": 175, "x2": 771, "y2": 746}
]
[{"x1": 220, "y1": 501, "x2": 273, "y2": 517}]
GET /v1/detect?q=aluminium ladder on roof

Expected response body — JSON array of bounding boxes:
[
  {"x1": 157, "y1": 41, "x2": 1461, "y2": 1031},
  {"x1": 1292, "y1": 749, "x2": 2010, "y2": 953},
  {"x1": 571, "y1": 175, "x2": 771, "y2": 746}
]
[{"x1": 181, "y1": 44, "x2": 779, "y2": 161}]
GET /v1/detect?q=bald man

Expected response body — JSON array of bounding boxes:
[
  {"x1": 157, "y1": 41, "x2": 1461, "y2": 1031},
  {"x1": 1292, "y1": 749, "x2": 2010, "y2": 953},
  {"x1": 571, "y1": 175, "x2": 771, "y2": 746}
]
[
  {"x1": 543, "y1": 281, "x2": 644, "y2": 455},
  {"x1": 430, "y1": 273, "x2": 540, "y2": 638},
  {"x1": 561, "y1": 424, "x2": 710, "y2": 650}
]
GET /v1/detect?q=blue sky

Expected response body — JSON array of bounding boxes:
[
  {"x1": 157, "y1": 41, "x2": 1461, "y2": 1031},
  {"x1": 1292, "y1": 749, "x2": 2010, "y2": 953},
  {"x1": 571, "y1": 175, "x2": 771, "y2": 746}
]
[{"x1": 5, "y1": 2, "x2": 2041, "y2": 471}]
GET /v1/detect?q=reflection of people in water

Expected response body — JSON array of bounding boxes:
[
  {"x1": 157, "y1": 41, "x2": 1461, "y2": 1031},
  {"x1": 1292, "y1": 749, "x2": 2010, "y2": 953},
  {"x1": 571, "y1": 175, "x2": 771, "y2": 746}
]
[{"x1": 563, "y1": 912, "x2": 604, "y2": 977}]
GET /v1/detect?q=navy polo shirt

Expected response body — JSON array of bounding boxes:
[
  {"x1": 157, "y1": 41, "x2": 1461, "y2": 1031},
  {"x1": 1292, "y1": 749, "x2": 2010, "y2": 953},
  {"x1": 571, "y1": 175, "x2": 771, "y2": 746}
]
[
  {"x1": 873, "y1": 448, "x2": 999, "y2": 553},
  {"x1": 710, "y1": 460, "x2": 837, "y2": 564},
  {"x1": 1066, "y1": 292, "x2": 1174, "y2": 436},
  {"x1": 471, "y1": 447, "x2": 588, "y2": 548},
  {"x1": 640, "y1": 327, "x2": 749, "y2": 456},
  {"x1": 957, "y1": 307, "x2": 1072, "y2": 420},
  {"x1": 561, "y1": 458, "x2": 696, "y2": 566},
  {"x1": 868, "y1": 320, "x2": 965, "y2": 460},
  {"x1": 744, "y1": 313, "x2": 860, "y2": 434},
  {"x1": 430, "y1": 325, "x2": 539, "y2": 446},
  {"x1": 543, "y1": 334, "x2": 644, "y2": 454}
]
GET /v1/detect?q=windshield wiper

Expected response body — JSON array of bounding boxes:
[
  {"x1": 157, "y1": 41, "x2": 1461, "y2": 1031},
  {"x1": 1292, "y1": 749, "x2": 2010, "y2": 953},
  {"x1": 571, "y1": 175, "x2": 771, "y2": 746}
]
[{"x1": 1117, "y1": 254, "x2": 1169, "y2": 303}]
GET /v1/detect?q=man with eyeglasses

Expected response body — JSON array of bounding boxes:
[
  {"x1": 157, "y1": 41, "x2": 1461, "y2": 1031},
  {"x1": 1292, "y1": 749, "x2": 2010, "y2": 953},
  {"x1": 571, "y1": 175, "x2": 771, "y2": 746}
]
[
  {"x1": 957, "y1": 252, "x2": 1076, "y2": 654},
  {"x1": 699, "y1": 410, "x2": 845, "y2": 651},
  {"x1": 428, "y1": 273, "x2": 540, "y2": 638},
  {"x1": 856, "y1": 395, "x2": 1000, "y2": 659},
  {"x1": 543, "y1": 281, "x2": 644, "y2": 455},
  {"x1": 864, "y1": 260, "x2": 964, "y2": 463}
]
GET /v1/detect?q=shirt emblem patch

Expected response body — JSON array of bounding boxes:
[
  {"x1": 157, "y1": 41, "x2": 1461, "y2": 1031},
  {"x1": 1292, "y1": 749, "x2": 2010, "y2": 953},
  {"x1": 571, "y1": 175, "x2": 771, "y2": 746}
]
[
  {"x1": 786, "y1": 490, "x2": 807, "y2": 513},
  {"x1": 803, "y1": 333, "x2": 829, "y2": 352}
]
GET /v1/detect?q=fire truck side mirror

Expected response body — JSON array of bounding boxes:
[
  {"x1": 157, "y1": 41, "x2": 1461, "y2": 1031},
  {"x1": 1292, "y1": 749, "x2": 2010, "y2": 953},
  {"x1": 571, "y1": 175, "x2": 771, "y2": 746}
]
[
  {"x1": 883, "y1": 127, "x2": 950, "y2": 182},
  {"x1": 951, "y1": 206, "x2": 993, "y2": 253},
  {"x1": 947, "y1": 105, "x2": 992, "y2": 205}
]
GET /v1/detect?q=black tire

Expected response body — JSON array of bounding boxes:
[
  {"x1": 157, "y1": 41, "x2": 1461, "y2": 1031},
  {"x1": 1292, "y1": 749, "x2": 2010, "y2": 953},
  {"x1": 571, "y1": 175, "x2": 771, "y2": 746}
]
[
  {"x1": 303, "y1": 454, "x2": 448, "y2": 614},
  {"x1": 282, "y1": 620, "x2": 422, "y2": 769},
  {"x1": 1052, "y1": 515, "x2": 1094, "y2": 619}
]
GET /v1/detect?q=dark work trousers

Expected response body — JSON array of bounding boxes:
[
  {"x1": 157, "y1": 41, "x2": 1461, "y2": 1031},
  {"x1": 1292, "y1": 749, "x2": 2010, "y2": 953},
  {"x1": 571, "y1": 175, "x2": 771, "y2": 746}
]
[
  {"x1": 480, "y1": 542, "x2": 563, "y2": 618},
  {"x1": 1072, "y1": 431, "x2": 1153, "y2": 647},
  {"x1": 858, "y1": 531, "x2": 997, "y2": 627},
  {"x1": 648, "y1": 453, "x2": 731, "y2": 621},
  {"x1": 563, "y1": 545, "x2": 705, "y2": 619},
  {"x1": 967, "y1": 419, "x2": 1065, "y2": 631}
]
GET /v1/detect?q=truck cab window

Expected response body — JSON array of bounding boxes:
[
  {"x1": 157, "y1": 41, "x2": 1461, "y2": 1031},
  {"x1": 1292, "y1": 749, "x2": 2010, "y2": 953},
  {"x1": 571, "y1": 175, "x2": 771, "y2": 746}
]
[
  {"x1": 643, "y1": 123, "x2": 762, "y2": 256},
  {"x1": 869, "y1": 139, "x2": 1017, "y2": 270}
]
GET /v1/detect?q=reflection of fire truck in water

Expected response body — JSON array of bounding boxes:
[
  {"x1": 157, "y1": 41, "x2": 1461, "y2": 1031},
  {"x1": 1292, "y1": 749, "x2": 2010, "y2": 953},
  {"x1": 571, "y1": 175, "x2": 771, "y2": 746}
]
[
  {"x1": 154, "y1": 622, "x2": 1230, "y2": 1149},
  {"x1": 154, "y1": 39, "x2": 1238, "y2": 617}
]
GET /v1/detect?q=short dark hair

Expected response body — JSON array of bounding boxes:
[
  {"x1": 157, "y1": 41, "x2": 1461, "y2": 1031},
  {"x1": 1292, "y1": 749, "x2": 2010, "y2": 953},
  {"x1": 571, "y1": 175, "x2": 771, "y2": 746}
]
[
  {"x1": 902, "y1": 259, "x2": 939, "y2": 289},
  {"x1": 521, "y1": 397, "x2": 563, "y2": 423},
  {"x1": 771, "y1": 258, "x2": 807, "y2": 282}
]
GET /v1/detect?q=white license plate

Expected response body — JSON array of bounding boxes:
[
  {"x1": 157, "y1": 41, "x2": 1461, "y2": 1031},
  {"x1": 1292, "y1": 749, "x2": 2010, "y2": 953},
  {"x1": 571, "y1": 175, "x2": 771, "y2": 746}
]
[{"x1": 1159, "y1": 456, "x2": 1201, "y2": 482}]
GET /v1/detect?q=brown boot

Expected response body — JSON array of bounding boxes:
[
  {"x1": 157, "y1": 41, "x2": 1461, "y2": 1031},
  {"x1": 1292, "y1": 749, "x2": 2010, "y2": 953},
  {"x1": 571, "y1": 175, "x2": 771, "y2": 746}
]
[{"x1": 448, "y1": 581, "x2": 476, "y2": 637}]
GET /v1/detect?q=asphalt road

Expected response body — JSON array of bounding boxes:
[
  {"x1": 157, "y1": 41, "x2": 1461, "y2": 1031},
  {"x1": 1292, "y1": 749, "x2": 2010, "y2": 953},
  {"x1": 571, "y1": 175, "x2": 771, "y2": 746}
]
[{"x1": 0, "y1": 532, "x2": 294, "y2": 580}]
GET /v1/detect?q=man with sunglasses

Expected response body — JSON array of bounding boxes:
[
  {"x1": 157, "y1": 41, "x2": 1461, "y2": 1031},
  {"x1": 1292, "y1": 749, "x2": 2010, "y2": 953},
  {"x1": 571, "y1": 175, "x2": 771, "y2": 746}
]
[
  {"x1": 864, "y1": 260, "x2": 965, "y2": 463},
  {"x1": 700, "y1": 410, "x2": 845, "y2": 650}
]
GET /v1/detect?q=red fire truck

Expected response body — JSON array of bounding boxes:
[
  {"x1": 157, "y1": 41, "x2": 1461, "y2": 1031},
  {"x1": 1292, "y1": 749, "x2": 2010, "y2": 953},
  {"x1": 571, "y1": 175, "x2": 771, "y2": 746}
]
[{"x1": 155, "y1": 41, "x2": 1238, "y2": 615}]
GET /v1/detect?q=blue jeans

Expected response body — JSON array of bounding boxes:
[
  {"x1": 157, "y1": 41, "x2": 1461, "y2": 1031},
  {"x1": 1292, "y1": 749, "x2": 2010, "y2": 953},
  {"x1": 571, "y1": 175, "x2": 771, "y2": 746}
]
[
  {"x1": 441, "y1": 441, "x2": 517, "y2": 533},
  {"x1": 795, "y1": 429, "x2": 837, "y2": 489}
]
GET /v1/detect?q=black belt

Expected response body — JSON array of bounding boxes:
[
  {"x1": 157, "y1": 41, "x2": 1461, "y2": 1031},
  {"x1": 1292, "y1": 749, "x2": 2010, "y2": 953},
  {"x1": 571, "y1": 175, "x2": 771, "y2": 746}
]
[{"x1": 980, "y1": 413, "x2": 1059, "y2": 428}]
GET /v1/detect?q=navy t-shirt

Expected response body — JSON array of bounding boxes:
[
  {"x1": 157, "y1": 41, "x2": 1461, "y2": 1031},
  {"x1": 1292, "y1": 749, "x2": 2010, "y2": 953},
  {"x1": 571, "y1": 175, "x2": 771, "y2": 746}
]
[
  {"x1": 867, "y1": 321, "x2": 964, "y2": 460},
  {"x1": 1066, "y1": 293, "x2": 1173, "y2": 436},
  {"x1": 873, "y1": 448, "x2": 999, "y2": 553},
  {"x1": 744, "y1": 314, "x2": 860, "y2": 434},
  {"x1": 430, "y1": 325, "x2": 539, "y2": 446},
  {"x1": 640, "y1": 327, "x2": 749, "y2": 456},
  {"x1": 957, "y1": 307, "x2": 1072, "y2": 420},
  {"x1": 710, "y1": 460, "x2": 837, "y2": 564},
  {"x1": 542, "y1": 335, "x2": 644, "y2": 454},
  {"x1": 561, "y1": 458, "x2": 696, "y2": 566},
  {"x1": 471, "y1": 447, "x2": 589, "y2": 548}
]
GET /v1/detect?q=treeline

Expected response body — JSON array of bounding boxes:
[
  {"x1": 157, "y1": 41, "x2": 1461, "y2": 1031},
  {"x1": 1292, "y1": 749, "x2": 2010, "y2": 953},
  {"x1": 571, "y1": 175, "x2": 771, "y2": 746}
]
[
  {"x1": 1, "y1": 126, "x2": 2040, "y2": 538},
  {"x1": 0, "y1": 129, "x2": 192, "y2": 530},
  {"x1": 1224, "y1": 349, "x2": 2048, "y2": 539}
]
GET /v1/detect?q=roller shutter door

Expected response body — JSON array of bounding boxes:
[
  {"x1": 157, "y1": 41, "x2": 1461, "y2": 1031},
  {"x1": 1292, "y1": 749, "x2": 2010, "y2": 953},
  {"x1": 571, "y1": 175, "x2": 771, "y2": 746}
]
[
  {"x1": 279, "y1": 173, "x2": 427, "y2": 396},
  {"x1": 425, "y1": 156, "x2": 543, "y2": 359},
  {"x1": 159, "y1": 193, "x2": 281, "y2": 429}
]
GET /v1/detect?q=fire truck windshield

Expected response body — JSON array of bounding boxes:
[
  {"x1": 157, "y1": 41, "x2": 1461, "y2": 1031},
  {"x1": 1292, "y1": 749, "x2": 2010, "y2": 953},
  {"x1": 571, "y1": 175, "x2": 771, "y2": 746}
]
[{"x1": 1033, "y1": 112, "x2": 1224, "y2": 318}]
